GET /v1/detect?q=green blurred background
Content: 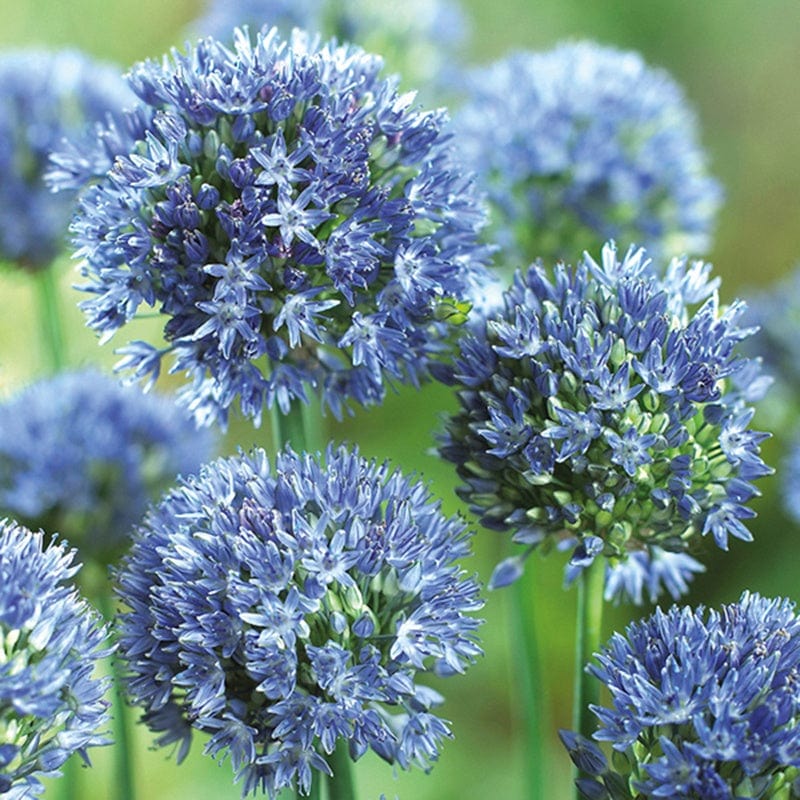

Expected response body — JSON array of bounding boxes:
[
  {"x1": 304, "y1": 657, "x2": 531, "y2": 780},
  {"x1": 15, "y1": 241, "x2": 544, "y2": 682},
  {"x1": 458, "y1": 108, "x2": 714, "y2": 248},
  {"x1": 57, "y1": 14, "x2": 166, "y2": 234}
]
[{"x1": 1, "y1": 1, "x2": 799, "y2": 798}]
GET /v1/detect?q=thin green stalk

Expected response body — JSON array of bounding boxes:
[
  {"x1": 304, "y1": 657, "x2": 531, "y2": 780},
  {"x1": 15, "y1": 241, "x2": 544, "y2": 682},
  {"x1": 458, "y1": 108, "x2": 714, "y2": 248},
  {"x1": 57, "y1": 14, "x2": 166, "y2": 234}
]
[
  {"x1": 271, "y1": 401, "x2": 309, "y2": 452},
  {"x1": 35, "y1": 266, "x2": 66, "y2": 373},
  {"x1": 572, "y1": 557, "x2": 606, "y2": 796},
  {"x1": 97, "y1": 593, "x2": 135, "y2": 800},
  {"x1": 56, "y1": 754, "x2": 79, "y2": 800},
  {"x1": 327, "y1": 740, "x2": 356, "y2": 800},
  {"x1": 511, "y1": 564, "x2": 546, "y2": 800}
]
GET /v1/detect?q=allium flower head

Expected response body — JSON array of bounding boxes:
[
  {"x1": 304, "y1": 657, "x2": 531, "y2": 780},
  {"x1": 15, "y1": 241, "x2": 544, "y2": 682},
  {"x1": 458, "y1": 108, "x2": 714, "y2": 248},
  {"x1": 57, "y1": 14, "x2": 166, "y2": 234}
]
[
  {"x1": 454, "y1": 42, "x2": 722, "y2": 266},
  {"x1": 0, "y1": 520, "x2": 110, "y2": 797},
  {"x1": 440, "y1": 242, "x2": 770, "y2": 600},
  {"x1": 0, "y1": 49, "x2": 131, "y2": 269},
  {"x1": 191, "y1": 0, "x2": 468, "y2": 91},
  {"x1": 0, "y1": 370, "x2": 215, "y2": 566},
  {"x1": 562, "y1": 592, "x2": 800, "y2": 799},
  {"x1": 55, "y1": 28, "x2": 490, "y2": 427},
  {"x1": 116, "y1": 445, "x2": 483, "y2": 796}
]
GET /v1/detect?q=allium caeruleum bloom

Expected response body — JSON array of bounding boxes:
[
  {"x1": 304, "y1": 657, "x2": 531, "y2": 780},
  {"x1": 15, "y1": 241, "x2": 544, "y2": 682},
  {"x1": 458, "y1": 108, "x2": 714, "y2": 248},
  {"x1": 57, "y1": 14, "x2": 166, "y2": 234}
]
[
  {"x1": 192, "y1": 0, "x2": 468, "y2": 91},
  {"x1": 116, "y1": 445, "x2": 483, "y2": 796},
  {"x1": 0, "y1": 520, "x2": 110, "y2": 797},
  {"x1": 0, "y1": 370, "x2": 215, "y2": 566},
  {"x1": 440, "y1": 242, "x2": 770, "y2": 601},
  {"x1": 561, "y1": 592, "x2": 800, "y2": 799},
  {"x1": 55, "y1": 28, "x2": 490, "y2": 427},
  {"x1": 454, "y1": 43, "x2": 722, "y2": 266},
  {"x1": 0, "y1": 49, "x2": 131, "y2": 269}
]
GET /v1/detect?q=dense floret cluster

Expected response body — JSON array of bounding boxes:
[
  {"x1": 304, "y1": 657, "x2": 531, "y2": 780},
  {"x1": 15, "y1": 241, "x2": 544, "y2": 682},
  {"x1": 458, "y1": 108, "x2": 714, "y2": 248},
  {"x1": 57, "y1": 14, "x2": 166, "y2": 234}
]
[
  {"x1": 116, "y1": 446, "x2": 483, "y2": 796},
  {"x1": 440, "y1": 242, "x2": 770, "y2": 598},
  {"x1": 0, "y1": 49, "x2": 131, "y2": 269},
  {"x1": 0, "y1": 521, "x2": 110, "y2": 797},
  {"x1": 453, "y1": 43, "x2": 722, "y2": 266},
  {"x1": 562, "y1": 592, "x2": 800, "y2": 799},
  {"x1": 55, "y1": 28, "x2": 490, "y2": 427},
  {"x1": 191, "y1": 0, "x2": 468, "y2": 90},
  {"x1": 0, "y1": 370, "x2": 215, "y2": 566}
]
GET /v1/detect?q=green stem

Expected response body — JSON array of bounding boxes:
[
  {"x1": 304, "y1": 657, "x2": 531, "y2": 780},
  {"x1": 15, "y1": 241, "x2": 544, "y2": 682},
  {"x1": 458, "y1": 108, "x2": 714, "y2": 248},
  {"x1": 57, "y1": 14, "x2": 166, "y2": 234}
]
[
  {"x1": 327, "y1": 740, "x2": 356, "y2": 800},
  {"x1": 511, "y1": 563, "x2": 546, "y2": 800},
  {"x1": 271, "y1": 401, "x2": 309, "y2": 452},
  {"x1": 572, "y1": 557, "x2": 606, "y2": 795},
  {"x1": 35, "y1": 266, "x2": 66, "y2": 373},
  {"x1": 97, "y1": 593, "x2": 135, "y2": 800},
  {"x1": 56, "y1": 754, "x2": 79, "y2": 800}
]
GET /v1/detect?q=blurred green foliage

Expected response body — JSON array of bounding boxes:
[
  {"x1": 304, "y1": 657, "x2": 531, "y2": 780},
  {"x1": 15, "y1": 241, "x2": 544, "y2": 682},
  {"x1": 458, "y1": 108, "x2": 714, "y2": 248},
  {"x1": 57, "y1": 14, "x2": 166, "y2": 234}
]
[{"x1": 0, "y1": 1, "x2": 799, "y2": 798}]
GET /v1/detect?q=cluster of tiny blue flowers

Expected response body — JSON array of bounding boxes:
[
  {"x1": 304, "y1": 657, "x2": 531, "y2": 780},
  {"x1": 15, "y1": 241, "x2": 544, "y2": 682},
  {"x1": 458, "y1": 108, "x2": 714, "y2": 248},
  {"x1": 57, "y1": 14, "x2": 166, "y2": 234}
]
[
  {"x1": 0, "y1": 520, "x2": 110, "y2": 797},
  {"x1": 191, "y1": 0, "x2": 469, "y2": 90},
  {"x1": 56, "y1": 27, "x2": 490, "y2": 427},
  {"x1": 453, "y1": 42, "x2": 722, "y2": 266},
  {"x1": 740, "y1": 265, "x2": 800, "y2": 416},
  {"x1": 562, "y1": 592, "x2": 800, "y2": 799},
  {"x1": 116, "y1": 445, "x2": 483, "y2": 797},
  {"x1": 0, "y1": 370, "x2": 215, "y2": 566},
  {"x1": 439, "y1": 242, "x2": 770, "y2": 600},
  {"x1": 0, "y1": 49, "x2": 131, "y2": 269}
]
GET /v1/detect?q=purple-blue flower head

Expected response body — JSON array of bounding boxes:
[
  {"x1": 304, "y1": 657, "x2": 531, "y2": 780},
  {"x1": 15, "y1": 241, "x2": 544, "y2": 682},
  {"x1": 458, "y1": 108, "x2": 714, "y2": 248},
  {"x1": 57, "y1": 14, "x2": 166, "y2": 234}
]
[
  {"x1": 562, "y1": 592, "x2": 800, "y2": 799},
  {"x1": 55, "y1": 28, "x2": 491, "y2": 427},
  {"x1": 440, "y1": 242, "x2": 770, "y2": 601},
  {"x1": 191, "y1": 0, "x2": 469, "y2": 91},
  {"x1": 454, "y1": 42, "x2": 722, "y2": 266},
  {"x1": 0, "y1": 520, "x2": 110, "y2": 797},
  {"x1": 116, "y1": 445, "x2": 483, "y2": 796},
  {"x1": 0, "y1": 49, "x2": 132, "y2": 269},
  {"x1": 0, "y1": 370, "x2": 216, "y2": 567}
]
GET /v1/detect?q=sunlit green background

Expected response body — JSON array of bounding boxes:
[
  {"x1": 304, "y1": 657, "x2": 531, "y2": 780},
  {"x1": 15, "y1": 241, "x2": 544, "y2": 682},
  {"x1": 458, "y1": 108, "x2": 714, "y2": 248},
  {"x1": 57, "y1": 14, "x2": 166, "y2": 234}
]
[{"x1": 1, "y1": 1, "x2": 799, "y2": 798}]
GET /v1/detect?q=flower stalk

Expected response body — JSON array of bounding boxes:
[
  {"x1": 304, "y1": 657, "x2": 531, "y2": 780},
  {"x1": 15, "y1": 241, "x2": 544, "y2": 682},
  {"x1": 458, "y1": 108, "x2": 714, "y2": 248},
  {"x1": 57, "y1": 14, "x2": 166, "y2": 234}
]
[
  {"x1": 327, "y1": 740, "x2": 356, "y2": 800},
  {"x1": 511, "y1": 563, "x2": 546, "y2": 800},
  {"x1": 35, "y1": 265, "x2": 66, "y2": 373},
  {"x1": 572, "y1": 556, "x2": 605, "y2": 795}
]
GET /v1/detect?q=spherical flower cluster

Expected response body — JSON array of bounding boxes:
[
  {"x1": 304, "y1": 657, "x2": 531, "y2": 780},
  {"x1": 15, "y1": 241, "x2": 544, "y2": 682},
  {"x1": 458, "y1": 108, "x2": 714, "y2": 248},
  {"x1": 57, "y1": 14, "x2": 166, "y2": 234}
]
[
  {"x1": 0, "y1": 370, "x2": 216, "y2": 566},
  {"x1": 55, "y1": 28, "x2": 490, "y2": 427},
  {"x1": 453, "y1": 42, "x2": 722, "y2": 266},
  {"x1": 562, "y1": 592, "x2": 800, "y2": 799},
  {"x1": 0, "y1": 520, "x2": 110, "y2": 797},
  {"x1": 191, "y1": 0, "x2": 469, "y2": 91},
  {"x1": 0, "y1": 49, "x2": 132, "y2": 269},
  {"x1": 740, "y1": 265, "x2": 800, "y2": 413},
  {"x1": 116, "y1": 445, "x2": 483, "y2": 796},
  {"x1": 439, "y1": 242, "x2": 770, "y2": 599}
]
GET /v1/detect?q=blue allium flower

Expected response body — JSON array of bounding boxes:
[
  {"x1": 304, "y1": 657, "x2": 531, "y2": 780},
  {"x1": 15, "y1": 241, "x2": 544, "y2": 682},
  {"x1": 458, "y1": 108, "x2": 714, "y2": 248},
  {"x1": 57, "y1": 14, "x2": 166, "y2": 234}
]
[
  {"x1": 54, "y1": 28, "x2": 490, "y2": 427},
  {"x1": 190, "y1": 0, "x2": 469, "y2": 91},
  {"x1": 439, "y1": 242, "x2": 770, "y2": 599},
  {"x1": 741, "y1": 266, "x2": 800, "y2": 390},
  {"x1": 0, "y1": 370, "x2": 216, "y2": 566},
  {"x1": 116, "y1": 445, "x2": 483, "y2": 796},
  {"x1": 0, "y1": 520, "x2": 110, "y2": 797},
  {"x1": 453, "y1": 43, "x2": 722, "y2": 266},
  {"x1": 0, "y1": 49, "x2": 132, "y2": 269},
  {"x1": 561, "y1": 592, "x2": 800, "y2": 799}
]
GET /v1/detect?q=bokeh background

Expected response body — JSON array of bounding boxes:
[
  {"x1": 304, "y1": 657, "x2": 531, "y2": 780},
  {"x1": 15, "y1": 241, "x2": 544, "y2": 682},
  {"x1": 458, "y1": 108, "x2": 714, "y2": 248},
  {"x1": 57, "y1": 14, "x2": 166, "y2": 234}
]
[{"x1": 1, "y1": 1, "x2": 799, "y2": 798}]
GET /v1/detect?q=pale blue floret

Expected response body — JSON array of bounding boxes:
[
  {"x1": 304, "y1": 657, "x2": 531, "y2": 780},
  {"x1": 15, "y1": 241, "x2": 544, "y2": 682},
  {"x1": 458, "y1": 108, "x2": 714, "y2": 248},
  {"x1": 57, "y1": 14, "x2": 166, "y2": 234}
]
[
  {"x1": 440, "y1": 242, "x2": 770, "y2": 602},
  {"x1": 0, "y1": 521, "x2": 110, "y2": 796},
  {"x1": 116, "y1": 445, "x2": 483, "y2": 797},
  {"x1": 562, "y1": 592, "x2": 800, "y2": 799},
  {"x1": 0, "y1": 49, "x2": 132, "y2": 269},
  {"x1": 454, "y1": 42, "x2": 722, "y2": 266},
  {"x1": 54, "y1": 28, "x2": 491, "y2": 428}
]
